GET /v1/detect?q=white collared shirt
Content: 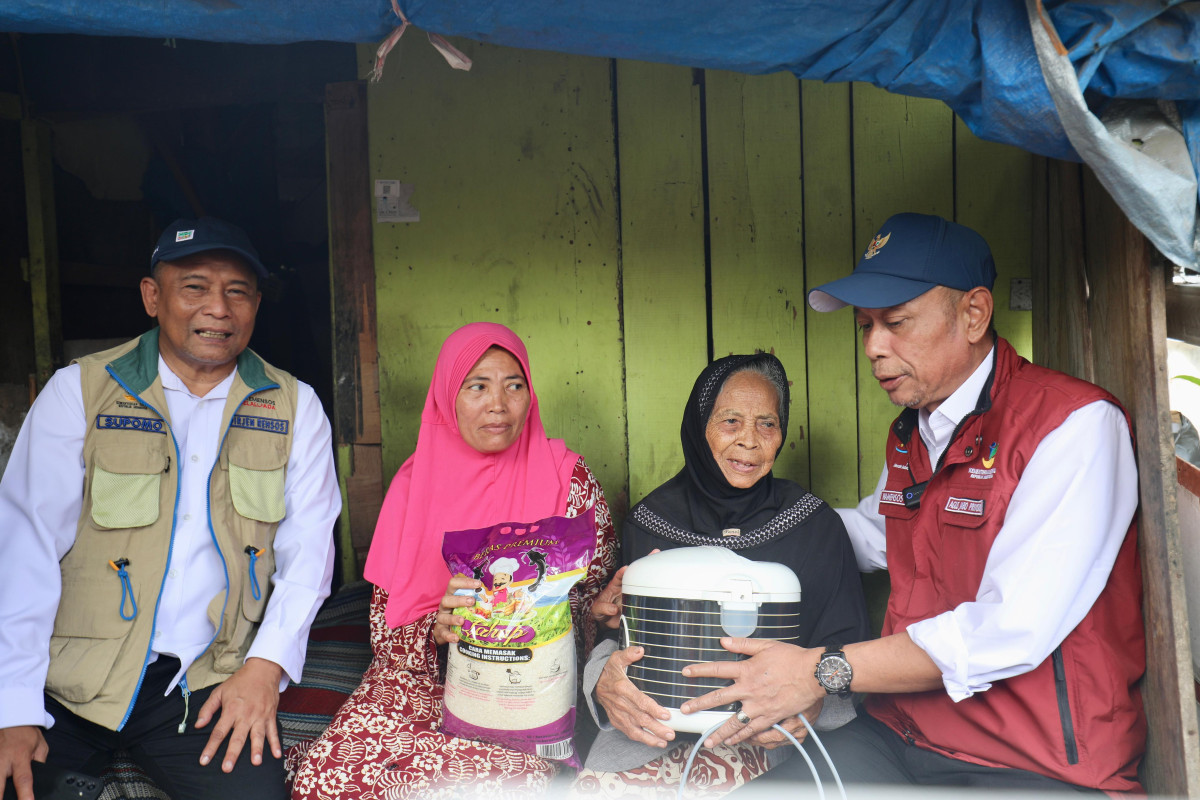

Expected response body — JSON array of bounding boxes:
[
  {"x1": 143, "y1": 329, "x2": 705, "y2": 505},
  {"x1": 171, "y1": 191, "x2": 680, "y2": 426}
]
[
  {"x1": 0, "y1": 356, "x2": 340, "y2": 728},
  {"x1": 837, "y1": 346, "x2": 1138, "y2": 701}
]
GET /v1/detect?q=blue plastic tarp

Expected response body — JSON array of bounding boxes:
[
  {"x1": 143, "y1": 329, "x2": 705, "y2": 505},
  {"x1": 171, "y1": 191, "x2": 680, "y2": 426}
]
[{"x1": 3, "y1": 0, "x2": 1199, "y2": 262}]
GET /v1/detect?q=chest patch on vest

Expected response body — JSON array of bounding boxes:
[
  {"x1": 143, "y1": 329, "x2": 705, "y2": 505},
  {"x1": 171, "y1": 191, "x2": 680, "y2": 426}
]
[
  {"x1": 241, "y1": 395, "x2": 277, "y2": 410},
  {"x1": 880, "y1": 489, "x2": 905, "y2": 506},
  {"x1": 944, "y1": 496, "x2": 985, "y2": 516},
  {"x1": 968, "y1": 467, "x2": 996, "y2": 480},
  {"x1": 231, "y1": 414, "x2": 289, "y2": 435},
  {"x1": 115, "y1": 394, "x2": 148, "y2": 410},
  {"x1": 96, "y1": 414, "x2": 165, "y2": 433}
]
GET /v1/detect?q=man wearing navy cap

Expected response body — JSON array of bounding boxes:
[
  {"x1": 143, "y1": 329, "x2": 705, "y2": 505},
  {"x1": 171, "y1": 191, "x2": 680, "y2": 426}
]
[
  {"x1": 0, "y1": 218, "x2": 340, "y2": 800},
  {"x1": 685, "y1": 213, "x2": 1145, "y2": 793}
]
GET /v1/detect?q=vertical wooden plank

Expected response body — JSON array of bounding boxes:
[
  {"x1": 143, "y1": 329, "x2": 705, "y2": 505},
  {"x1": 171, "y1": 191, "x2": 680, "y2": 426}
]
[
  {"x1": 954, "y1": 117, "x2": 1033, "y2": 359},
  {"x1": 21, "y1": 118, "x2": 61, "y2": 391},
  {"x1": 1044, "y1": 161, "x2": 1095, "y2": 383},
  {"x1": 1078, "y1": 168, "x2": 1200, "y2": 798},
  {"x1": 326, "y1": 80, "x2": 382, "y2": 579},
  {"x1": 851, "y1": 84, "x2": 954, "y2": 492},
  {"x1": 368, "y1": 42, "x2": 626, "y2": 511},
  {"x1": 617, "y1": 61, "x2": 708, "y2": 504},
  {"x1": 1031, "y1": 156, "x2": 1050, "y2": 367},
  {"x1": 800, "y1": 80, "x2": 860, "y2": 507},
  {"x1": 705, "y1": 69, "x2": 808, "y2": 486}
]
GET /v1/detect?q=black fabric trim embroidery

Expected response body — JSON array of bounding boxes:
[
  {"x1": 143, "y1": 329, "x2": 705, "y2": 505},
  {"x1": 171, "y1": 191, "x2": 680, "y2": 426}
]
[{"x1": 630, "y1": 493, "x2": 825, "y2": 551}]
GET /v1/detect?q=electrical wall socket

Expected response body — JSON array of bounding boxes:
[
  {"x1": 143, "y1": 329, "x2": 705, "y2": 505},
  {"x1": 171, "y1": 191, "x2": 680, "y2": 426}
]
[{"x1": 1010, "y1": 278, "x2": 1032, "y2": 311}]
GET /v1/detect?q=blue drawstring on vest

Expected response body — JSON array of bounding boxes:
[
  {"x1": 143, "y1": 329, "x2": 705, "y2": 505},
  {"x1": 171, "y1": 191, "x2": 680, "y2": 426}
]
[
  {"x1": 244, "y1": 546, "x2": 264, "y2": 601},
  {"x1": 109, "y1": 558, "x2": 137, "y2": 620}
]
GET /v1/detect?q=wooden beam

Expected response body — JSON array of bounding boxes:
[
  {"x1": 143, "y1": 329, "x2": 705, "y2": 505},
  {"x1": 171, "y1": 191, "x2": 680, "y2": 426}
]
[
  {"x1": 1043, "y1": 165, "x2": 1200, "y2": 796},
  {"x1": 21, "y1": 118, "x2": 61, "y2": 391},
  {"x1": 1042, "y1": 161, "x2": 1095, "y2": 383},
  {"x1": 326, "y1": 80, "x2": 383, "y2": 581},
  {"x1": 1082, "y1": 169, "x2": 1200, "y2": 797}
]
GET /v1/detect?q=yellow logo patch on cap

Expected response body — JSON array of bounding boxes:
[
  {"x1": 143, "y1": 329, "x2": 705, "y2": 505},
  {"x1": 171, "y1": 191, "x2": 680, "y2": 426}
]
[
  {"x1": 863, "y1": 232, "x2": 891, "y2": 259},
  {"x1": 176, "y1": 230, "x2": 195, "y2": 242}
]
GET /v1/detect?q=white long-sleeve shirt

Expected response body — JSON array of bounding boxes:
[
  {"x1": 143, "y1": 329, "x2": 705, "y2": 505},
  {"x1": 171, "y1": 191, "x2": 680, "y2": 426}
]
[
  {"x1": 0, "y1": 356, "x2": 340, "y2": 729},
  {"x1": 838, "y1": 348, "x2": 1138, "y2": 702}
]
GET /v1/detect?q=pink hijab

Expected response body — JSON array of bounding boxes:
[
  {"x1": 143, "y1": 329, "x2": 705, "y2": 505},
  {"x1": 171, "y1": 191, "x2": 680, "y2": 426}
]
[{"x1": 363, "y1": 322, "x2": 580, "y2": 628}]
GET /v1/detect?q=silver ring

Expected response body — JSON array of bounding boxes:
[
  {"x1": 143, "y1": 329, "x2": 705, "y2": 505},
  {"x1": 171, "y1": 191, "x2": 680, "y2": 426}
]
[{"x1": 736, "y1": 711, "x2": 751, "y2": 725}]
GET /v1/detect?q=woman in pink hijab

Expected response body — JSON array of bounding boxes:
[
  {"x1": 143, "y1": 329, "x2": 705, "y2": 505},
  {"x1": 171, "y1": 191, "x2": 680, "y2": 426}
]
[{"x1": 291, "y1": 322, "x2": 617, "y2": 799}]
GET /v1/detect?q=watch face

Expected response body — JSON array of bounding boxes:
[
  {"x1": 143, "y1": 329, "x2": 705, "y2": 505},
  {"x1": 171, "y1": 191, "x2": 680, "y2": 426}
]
[{"x1": 816, "y1": 654, "x2": 852, "y2": 691}]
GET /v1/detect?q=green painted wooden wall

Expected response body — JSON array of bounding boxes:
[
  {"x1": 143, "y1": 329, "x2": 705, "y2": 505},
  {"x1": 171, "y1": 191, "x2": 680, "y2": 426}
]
[{"x1": 361, "y1": 40, "x2": 1033, "y2": 524}]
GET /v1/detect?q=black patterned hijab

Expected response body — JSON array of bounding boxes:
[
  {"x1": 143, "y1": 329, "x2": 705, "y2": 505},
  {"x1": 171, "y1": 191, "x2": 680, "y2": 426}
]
[{"x1": 650, "y1": 353, "x2": 800, "y2": 536}]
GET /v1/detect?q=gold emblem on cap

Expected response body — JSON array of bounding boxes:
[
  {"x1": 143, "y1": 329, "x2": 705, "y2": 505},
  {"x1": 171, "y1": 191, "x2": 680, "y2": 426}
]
[{"x1": 863, "y1": 232, "x2": 891, "y2": 259}]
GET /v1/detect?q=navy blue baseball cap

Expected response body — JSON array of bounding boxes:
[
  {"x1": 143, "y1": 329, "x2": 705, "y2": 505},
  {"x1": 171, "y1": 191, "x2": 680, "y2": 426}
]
[
  {"x1": 150, "y1": 217, "x2": 268, "y2": 279},
  {"x1": 808, "y1": 213, "x2": 995, "y2": 312}
]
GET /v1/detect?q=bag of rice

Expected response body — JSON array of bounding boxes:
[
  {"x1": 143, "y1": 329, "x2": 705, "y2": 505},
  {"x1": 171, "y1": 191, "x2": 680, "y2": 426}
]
[{"x1": 441, "y1": 508, "x2": 596, "y2": 768}]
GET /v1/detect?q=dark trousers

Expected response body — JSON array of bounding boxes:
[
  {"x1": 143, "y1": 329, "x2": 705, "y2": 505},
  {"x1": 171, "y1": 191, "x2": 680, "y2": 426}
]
[
  {"x1": 752, "y1": 712, "x2": 1101, "y2": 794},
  {"x1": 43, "y1": 657, "x2": 286, "y2": 800}
]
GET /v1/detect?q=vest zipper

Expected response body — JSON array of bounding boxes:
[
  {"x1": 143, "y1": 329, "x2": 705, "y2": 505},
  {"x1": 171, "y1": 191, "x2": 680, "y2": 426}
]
[
  {"x1": 1051, "y1": 647, "x2": 1079, "y2": 765},
  {"x1": 200, "y1": 384, "x2": 282, "y2": 657},
  {"x1": 106, "y1": 368, "x2": 183, "y2": 732},
  {"x1": 177, "y1": 676, "x2": 191, "y2": 733}
]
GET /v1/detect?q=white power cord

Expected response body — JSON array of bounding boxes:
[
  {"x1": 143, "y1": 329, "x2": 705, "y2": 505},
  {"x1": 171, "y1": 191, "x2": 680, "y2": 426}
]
[{"x1": 676, "y1": 713, "x2": 846, "y2": 800}]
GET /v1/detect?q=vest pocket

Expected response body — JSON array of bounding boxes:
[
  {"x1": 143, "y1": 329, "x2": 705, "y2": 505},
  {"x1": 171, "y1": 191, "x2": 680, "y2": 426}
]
[
  {"x1": 89, "y1": 443, "x2": 169, "y2": 529},
  {"x1": 207, "y1": 548, "x2": 274, "y2": 675},
  {"x1": 935, "y1": 488, "x2": 997, "y2": 601},
  {"x1": 225, "y1": 438, "x2": 287, "y2": 523},
  {"x1": 47, "y1": 575, "x2": 137, "y2": 703}
]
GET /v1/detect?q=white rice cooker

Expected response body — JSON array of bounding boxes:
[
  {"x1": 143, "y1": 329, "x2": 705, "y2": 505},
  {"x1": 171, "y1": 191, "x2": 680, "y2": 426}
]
[{"x1": 620, "y1": 546, "x2": 802, "y2": 734}]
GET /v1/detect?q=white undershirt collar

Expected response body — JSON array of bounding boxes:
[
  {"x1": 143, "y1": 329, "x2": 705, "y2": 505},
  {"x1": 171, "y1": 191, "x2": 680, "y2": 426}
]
[{"x1": 918, "y1": 345, "x2": 995, "y2": 466}]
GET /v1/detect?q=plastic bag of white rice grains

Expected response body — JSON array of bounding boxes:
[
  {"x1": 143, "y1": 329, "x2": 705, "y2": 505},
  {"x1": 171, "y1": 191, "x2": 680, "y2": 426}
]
[{"x1": 441, "y1": 508, "x2": 596, "y2": 768}]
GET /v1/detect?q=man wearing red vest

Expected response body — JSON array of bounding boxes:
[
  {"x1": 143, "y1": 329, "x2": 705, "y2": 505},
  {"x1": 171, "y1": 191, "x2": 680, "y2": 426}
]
[{"x1": 685, "y1": 213, "x2": 1145, "y2": 793}]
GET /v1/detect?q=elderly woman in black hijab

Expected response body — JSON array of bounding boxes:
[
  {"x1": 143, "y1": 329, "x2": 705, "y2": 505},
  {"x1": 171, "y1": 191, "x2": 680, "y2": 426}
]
[{"x1": 571, "y1": 353, "x2": 870, "y2": 798}]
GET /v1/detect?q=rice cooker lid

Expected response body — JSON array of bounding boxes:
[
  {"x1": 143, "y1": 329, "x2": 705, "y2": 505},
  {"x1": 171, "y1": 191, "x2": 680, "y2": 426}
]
[{"x1": 622, "y1": 545, "x2": 801, "y2": 603}]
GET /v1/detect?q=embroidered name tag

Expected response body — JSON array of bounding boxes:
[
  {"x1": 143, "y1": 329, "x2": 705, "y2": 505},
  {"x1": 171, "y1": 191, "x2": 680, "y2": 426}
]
[
  {"x1": 241, "y1": 395, "x2": 277, "y2": 410},
  {"x1": 96, "y1": 414, "x2": 165, "y2": 433},
  {"x1": 945, "y1": 496, "x2": 985, "y2": 516},
  {"x1": 880, "y1": 490, "x2": 905, "y2": 506},
  {"x1": 231, "y1": 414, "x2": 289, "y2": 435}
]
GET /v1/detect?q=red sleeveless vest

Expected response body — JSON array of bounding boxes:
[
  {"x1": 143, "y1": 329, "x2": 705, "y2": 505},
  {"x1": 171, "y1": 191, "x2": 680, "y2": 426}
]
[{"x1": 866, "y1": 338, "x2": 1145, "y2": 793}]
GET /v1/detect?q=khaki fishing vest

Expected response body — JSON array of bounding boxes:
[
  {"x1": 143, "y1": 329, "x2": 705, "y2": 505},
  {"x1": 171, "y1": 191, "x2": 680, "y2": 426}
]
[{"x1": 47, "y1": 330, "x2": 298, "y2": 731}]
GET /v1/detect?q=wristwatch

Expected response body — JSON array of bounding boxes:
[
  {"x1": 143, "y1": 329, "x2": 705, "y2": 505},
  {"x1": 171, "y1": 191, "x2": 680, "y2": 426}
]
[{"x1": 814, "y1": 645, "x2": 853, "y2": 695}]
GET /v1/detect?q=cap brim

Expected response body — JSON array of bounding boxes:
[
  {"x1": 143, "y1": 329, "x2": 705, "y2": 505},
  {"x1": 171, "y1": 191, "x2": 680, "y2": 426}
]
[
  {"x1": 152, "y1": 243, "x2": 268, "y2": 279},
  {"x1": 807, "y1": 272, "x2": 939, "y2": 312}
]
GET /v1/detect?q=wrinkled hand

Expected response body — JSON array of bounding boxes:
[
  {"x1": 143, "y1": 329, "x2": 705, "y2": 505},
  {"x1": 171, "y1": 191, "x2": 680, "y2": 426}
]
[
  {"x1": 0, "y1": 726, "x2": 48, "y2": 800},
  {"x1": 590, "y1": 565, "x2": 628, "y2": 630},
  {"x1": 747, "y1": 705, "x2": 819, "y2": 750},
  {"x1": 680, "y1": 638, "x2": 822, "y2": 748},
  {"x1": 596, "y1": 646, "x2": 675, "y2": 748},
  {"x1": 195, "y1": 657, "x2": 283, "y2": 772},
  {"x1": 434, "y1": 574, "x2": 483, "y2": 646}
]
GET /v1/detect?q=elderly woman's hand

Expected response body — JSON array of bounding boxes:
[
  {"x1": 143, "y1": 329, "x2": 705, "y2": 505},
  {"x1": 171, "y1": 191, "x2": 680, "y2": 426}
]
[
  {"x1": 747, "y1": 703, "x2": 819, "y2": 749},
  {"x1": 433, "y1": 574, "x2": 483, "y2": 646},
  {"x1": 590, "y1": 565, "x2": 628, "y2": 630},
  {"x1": 596, "y1": 646, "x2": 676, "y2": 748}
]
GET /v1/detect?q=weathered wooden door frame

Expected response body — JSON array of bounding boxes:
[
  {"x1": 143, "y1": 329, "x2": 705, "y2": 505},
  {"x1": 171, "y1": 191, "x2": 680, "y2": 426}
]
[
  {"x1": 1033, "y1": 157, "x2": 1200, "y2": 797},
  {"x1": 325, "y1": 80, "x2": 385, "y2": 584}
]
